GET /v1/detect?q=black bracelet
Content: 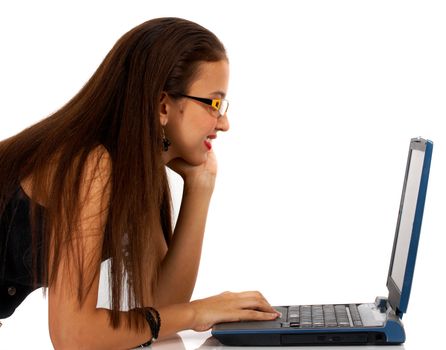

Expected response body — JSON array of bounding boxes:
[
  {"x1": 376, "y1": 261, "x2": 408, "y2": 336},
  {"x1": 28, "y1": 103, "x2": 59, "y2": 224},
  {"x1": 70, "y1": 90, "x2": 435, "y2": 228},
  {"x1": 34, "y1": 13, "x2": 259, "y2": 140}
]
[
  {"x1": 139, "y1": 307, "x2": 161, "y2": 347},
  {"x1": 139, "y1": 339, "x2": 152, "y2": 348},
  {"x1": 145, "y1": 307, "x2": 161, "y2": 339}
]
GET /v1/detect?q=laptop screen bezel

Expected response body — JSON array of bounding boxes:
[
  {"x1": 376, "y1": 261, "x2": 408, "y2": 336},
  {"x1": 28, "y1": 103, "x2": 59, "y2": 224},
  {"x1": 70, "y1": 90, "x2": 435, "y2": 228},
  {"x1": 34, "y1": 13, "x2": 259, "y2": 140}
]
[{"x1": 386, "y1": 138, "x2": 433, "y2": 318}]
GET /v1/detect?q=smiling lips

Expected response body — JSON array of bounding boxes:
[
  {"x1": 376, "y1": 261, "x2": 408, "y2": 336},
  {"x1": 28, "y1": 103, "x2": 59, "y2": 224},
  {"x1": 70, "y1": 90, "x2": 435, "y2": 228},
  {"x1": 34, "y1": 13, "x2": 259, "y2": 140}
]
[{"x1": 204, "y1": 134, "x2": 217, "y2": 150}]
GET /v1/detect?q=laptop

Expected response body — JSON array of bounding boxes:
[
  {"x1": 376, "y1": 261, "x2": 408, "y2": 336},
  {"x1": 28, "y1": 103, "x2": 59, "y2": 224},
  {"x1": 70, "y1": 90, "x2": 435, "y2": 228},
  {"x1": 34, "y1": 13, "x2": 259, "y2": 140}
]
[{"x1": 212, "y1": 137, "x2": 433, "y2": 346}]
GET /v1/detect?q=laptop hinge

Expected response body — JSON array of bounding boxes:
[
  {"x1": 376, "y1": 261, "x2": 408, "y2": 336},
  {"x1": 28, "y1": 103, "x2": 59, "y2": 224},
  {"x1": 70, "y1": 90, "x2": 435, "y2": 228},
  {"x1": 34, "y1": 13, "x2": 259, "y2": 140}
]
[{"x1": 374, "y1": 296, "x2": 388, "y2": 313}]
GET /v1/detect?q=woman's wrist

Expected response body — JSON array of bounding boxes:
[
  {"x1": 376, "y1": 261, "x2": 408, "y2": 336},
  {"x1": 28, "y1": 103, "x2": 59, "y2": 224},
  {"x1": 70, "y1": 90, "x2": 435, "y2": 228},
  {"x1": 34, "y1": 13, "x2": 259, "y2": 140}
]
[
  {"x1": 156, "y1": 303, "x2": 197, "y2": 340},
  {"x1": 183, "y1": 176, "x2": 216, "y2": 195}
]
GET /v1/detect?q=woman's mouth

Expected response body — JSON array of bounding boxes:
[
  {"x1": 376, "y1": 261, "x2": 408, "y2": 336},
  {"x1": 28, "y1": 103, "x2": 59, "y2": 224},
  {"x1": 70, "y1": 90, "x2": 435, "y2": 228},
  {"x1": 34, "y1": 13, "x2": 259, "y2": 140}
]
[
  {"x1": 204, "y1": 139, "x2": 212, "y2": 150},
  {"x1": 204, "y1": 135, "x2": 216, "y2": 151}
]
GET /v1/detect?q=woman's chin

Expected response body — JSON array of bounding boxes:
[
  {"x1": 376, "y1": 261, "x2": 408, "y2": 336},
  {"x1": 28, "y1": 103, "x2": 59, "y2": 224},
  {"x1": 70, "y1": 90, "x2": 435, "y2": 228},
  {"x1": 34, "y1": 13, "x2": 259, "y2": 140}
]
[{"x1": 182, "y1": 152, "x2": 208, "y2": 166}]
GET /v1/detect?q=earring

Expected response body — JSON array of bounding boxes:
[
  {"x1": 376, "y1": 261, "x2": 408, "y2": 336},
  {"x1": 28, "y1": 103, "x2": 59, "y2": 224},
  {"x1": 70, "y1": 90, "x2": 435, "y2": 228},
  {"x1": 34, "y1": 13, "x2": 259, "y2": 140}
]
[{"x1": 162, "y1": 127, "x2": 171, "y2": 152}]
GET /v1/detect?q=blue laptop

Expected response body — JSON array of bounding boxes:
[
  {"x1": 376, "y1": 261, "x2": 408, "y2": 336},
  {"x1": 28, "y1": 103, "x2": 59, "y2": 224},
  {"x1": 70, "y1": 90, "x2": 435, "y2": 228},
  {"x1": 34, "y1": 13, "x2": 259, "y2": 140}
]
[{"x1": 212, "y1": 137, "x2": 433, "y2": 346}]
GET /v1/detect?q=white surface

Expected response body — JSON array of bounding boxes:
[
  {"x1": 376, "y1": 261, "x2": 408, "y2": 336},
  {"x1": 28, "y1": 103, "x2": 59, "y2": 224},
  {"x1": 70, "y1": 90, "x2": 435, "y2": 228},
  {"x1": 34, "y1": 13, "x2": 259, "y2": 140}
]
[{"x1": 1, "y1": 1, "x2": 446, "y2": 349}]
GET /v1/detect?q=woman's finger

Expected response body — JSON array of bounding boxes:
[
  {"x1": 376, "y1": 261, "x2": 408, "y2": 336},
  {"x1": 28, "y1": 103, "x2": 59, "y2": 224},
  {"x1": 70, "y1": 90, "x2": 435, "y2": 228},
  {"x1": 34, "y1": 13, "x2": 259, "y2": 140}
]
[
  {"x1": 236, "y1": 297, "x2": 278, "y2": 314},
  {"x1": 235, "y1": 309, "x2": 279, "y2": 322}
]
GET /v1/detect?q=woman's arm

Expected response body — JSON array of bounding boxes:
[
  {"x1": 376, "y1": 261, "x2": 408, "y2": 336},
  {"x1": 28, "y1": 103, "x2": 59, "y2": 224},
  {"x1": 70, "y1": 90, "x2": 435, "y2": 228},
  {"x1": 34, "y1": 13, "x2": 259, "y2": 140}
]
[
  {"x1": 51, "y1": 290, "x2": 278, "y2": 349},
  {"x1": 46, "y1": 149, "x2": 192, "y2": 349},
  {"x1": 155, "y1": 184, "x2": 212, "y2": 306},
  {"x1": 155, "y1": 152, "x2": 217, "y2": 306},
  {"x1": 48, "y1": 149, "x2": 279, "y2": 349}
]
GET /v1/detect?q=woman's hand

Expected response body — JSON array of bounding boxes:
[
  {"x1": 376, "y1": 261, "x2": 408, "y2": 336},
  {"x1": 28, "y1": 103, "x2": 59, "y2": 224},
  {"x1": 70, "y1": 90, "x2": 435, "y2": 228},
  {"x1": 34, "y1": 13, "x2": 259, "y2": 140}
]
[
  {"x1": 167, "y1": 150, "x2": 217, "y2": 192},
  {"x1": 189, "y1": 291, "x2": 280, "y2": 332}
]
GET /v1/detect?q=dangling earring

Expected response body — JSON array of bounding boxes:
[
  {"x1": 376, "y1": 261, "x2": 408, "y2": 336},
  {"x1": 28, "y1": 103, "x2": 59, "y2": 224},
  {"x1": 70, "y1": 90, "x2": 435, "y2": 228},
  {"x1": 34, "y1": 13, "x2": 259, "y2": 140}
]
[{"x1": 162, "y1": 127, "x2": 171, "y2": 152}]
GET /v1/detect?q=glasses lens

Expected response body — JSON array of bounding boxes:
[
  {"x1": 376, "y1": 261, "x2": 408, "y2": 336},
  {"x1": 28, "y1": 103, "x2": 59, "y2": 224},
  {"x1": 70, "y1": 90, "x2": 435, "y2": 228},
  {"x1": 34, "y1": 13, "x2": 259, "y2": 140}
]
[{"x1": 219, "y1": 100, "x2": 229, "y2": 117}]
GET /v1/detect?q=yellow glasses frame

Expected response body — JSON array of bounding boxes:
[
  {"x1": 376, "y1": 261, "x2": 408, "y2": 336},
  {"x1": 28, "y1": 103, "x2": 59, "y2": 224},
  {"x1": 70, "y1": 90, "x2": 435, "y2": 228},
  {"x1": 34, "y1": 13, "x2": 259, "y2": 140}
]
[{"x1": 180, "y1": 94, "x2": 229, "y2": 118}]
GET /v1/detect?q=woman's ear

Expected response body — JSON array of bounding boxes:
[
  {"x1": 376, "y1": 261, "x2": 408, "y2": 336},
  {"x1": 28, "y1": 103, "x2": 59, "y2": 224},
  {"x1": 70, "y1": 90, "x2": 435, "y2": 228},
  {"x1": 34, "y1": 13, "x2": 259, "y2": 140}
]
[{"x1": 159, "y1": 92, "x2": 169, "y2": 126}]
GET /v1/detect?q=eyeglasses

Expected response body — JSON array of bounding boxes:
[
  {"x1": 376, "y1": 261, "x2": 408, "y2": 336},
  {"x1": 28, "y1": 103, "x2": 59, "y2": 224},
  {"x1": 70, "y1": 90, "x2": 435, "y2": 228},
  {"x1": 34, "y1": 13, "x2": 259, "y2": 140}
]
[{"x1": 179, "y1": 94, "x2": 229, "y2": 118}]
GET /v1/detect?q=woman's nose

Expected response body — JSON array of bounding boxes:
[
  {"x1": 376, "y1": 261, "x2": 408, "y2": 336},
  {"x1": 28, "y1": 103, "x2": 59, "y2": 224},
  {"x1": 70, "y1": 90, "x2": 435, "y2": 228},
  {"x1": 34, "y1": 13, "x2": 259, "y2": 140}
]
[{"x1": 217, "y1": 113, "x2": 230, "y2": 132}]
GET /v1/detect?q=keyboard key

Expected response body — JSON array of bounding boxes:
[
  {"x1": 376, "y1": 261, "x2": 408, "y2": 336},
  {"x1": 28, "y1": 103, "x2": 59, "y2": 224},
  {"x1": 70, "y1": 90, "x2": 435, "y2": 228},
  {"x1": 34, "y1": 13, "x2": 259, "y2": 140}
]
[
  {"x1": 335, "y1": 305, "x2": 350, "y2": 327},
  {"x1": 311, "y1": 305, "x2": 324, "y2": 327},
  {"x1": 300, "y1": 305, "x2": 312, "y2": 327},
  {"x1": 323, "y1": 305, "x2": 337, "y2": 327},
  {"x1": 348, "y1": 304, "x2": 363, "y2": 327},
  {"x1": 287, "y1": 305, "x2": 300, "y2": 325},
  {"x1": 274, "y1": 306, "x2": 288, "y2": 322}
]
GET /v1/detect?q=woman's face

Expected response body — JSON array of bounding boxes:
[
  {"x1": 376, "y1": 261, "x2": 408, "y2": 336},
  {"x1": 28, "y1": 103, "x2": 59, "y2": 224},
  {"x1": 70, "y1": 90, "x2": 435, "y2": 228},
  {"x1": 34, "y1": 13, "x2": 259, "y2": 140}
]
[{"x1": 161, "y1": 60, "x2": 230, "y2": 165}]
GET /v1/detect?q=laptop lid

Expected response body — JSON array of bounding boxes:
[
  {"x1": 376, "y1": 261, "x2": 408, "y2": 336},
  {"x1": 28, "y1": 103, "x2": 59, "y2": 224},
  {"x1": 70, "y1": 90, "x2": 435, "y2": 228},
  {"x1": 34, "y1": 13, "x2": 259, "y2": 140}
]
[{"x1": 387, "y1": 137, "x2": 433, "y2": 318}]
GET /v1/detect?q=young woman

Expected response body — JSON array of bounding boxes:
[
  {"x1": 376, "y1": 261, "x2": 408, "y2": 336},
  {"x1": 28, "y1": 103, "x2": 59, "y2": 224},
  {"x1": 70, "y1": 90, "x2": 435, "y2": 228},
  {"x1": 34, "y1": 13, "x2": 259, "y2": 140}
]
[{"x1": 0, "y1": 17, "x2": 279, "y2": 348}]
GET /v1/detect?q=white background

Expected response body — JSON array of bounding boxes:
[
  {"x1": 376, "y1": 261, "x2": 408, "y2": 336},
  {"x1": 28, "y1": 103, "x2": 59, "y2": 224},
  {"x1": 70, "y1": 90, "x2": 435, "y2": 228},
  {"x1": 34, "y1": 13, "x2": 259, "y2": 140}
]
[{"x1": 1, "y1": 1, "x2": 445, "y2": 349}]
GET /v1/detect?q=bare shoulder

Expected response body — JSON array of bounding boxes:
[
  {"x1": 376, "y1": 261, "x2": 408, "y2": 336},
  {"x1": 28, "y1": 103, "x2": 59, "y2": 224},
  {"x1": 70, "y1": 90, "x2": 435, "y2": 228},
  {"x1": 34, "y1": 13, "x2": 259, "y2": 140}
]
[
  {"x1": 84, "y1": 145, "x2": 112, "y2": 176},
  {"x1": 78, "y1": 145, "x2": 112, "y2": 204},
  {"x1": 20, "y1": 145, "x2": 112, "y2": 206}
]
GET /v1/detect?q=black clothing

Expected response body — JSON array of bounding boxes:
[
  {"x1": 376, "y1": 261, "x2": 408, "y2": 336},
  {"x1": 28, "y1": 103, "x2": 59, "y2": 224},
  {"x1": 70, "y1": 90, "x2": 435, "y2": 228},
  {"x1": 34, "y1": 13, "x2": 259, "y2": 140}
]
[{"x1": 0, "y1": 186, "x2": 44, "y2": 318}]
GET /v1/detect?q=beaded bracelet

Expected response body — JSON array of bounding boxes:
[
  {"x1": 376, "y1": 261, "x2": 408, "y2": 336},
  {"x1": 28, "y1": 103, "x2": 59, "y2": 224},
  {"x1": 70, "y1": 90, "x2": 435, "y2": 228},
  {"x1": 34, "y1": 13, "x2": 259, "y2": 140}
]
[{"x1": 139, "y1": 307, "x2": 161, "y2": 347}]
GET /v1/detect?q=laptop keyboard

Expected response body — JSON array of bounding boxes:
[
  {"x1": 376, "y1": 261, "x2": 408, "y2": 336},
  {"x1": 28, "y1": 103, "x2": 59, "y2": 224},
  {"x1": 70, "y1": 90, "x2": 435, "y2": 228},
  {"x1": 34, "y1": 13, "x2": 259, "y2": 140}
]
[{"x1": 281, "y1": 304, "x2": 363, "y2": 328}]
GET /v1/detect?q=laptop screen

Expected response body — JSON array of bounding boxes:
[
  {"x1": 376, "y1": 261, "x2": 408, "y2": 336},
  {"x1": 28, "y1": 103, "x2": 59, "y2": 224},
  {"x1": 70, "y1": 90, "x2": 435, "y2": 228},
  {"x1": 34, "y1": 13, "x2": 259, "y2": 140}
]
[
  {"x1": 387, "y1": 138, "x2": 433, "y2": 317},
  {"x1": 390, "y1": 149, "x2": 424, "y2": 290}
]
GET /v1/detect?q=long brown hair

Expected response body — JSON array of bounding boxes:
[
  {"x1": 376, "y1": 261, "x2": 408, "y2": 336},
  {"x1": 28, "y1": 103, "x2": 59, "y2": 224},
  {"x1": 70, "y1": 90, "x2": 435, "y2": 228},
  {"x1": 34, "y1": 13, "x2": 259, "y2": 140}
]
[{"x1": 0, "y1": 17, "x2": 227, "y2": 328}]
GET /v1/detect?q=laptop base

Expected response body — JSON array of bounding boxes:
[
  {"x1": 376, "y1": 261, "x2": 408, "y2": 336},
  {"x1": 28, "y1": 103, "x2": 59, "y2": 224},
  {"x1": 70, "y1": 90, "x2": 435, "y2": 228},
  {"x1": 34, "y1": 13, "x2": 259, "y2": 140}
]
[
  {"x1": 214, "y1": 331, "x2": 400, "y2": 346},
  {"x1": 212, "y1": 299, "x2": 405, "y2": 346}
]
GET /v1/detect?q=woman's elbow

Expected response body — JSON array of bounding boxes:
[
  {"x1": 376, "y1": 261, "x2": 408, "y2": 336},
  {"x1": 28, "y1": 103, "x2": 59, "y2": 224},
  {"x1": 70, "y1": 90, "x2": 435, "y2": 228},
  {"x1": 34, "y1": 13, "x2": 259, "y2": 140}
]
[
  {"x1": 49, "y1": 322, "x2": 76, "y2": 350},
  {"x1": 49, "y1": 318, "x2": 91, "y2": 350}
]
